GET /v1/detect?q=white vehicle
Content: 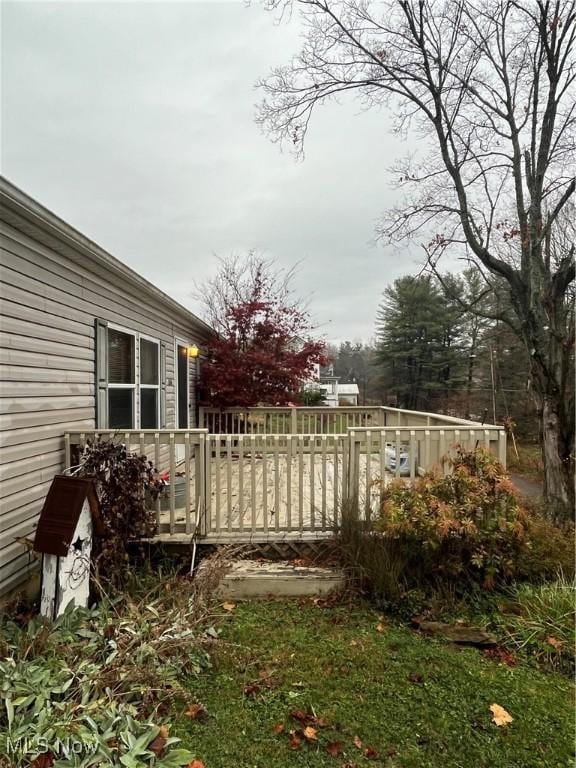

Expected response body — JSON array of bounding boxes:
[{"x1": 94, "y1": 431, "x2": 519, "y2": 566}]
[{"x1": 384, "y1": 443, "x2": 411, "y2": 476}]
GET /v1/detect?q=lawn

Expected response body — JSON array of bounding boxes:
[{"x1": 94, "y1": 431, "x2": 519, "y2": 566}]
[{"x1": 175, "y1": 599, "x2": 574, "y2": 768}]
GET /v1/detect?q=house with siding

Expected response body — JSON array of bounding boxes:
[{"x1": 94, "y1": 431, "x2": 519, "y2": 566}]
[{"x1": 0, "y1": 177, "x2": 213, "y2": 597}]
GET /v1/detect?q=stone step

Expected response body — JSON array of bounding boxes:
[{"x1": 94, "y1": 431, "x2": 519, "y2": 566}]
[{"x1": 215, "y1": 559, "x2": 345, "y2": 599}]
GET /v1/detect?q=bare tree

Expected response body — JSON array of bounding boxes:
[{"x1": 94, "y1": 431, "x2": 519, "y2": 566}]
[
  {"x1": 258, "y1": 0, "x2": 575, "y2": 513},
  {"x1": 194, "y1": 251, "x2": 302, "y2": 335}
]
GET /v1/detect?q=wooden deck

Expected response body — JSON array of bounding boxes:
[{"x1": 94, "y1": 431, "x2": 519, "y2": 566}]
[
  {"x1": 157, "y1": 453, "x2": 390, "y2": 540},
  {"x1": 67, "y1": 413, "x2": 506, "y2": 543}
]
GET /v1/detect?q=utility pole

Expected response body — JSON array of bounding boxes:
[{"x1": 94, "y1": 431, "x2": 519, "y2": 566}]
[{"x1": 489, "y1": 346, "x2": 497, "y2": 424}]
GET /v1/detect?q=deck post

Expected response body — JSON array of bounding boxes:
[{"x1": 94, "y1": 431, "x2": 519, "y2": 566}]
[
  {"x1": 498, "y1": 431, "x2": 507, "y2": 468},
  {"x1": 291, "y1": 407, "x2": 298, "y2": 434}
]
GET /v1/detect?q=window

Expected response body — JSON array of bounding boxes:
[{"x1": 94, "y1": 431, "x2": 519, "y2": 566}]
[
  {"x1": 108, "y1": 328, "x2": 135, "y2": 429},
  {"x1": 140, "y1": 338, "x2": 159, "y2": 428},
  {"x1": 103, "y1": 326, "x2": 161, "y2": 429}
]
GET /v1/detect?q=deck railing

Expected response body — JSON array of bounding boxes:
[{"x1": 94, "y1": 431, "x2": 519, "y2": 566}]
[
  {"x1": 65, "y1": 429, "x2": 208, "y2": 537},
  {"x1": 65, "y1": 411, "x2": 506, "y2": 542},
  {"x1": 198, "y1": 405, "x2": 487, "y2": 435}
]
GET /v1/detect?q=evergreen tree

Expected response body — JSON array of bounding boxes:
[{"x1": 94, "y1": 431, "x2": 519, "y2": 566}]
[{"x1": 375, "y1": 276, "x2": 464, "y2": 410}]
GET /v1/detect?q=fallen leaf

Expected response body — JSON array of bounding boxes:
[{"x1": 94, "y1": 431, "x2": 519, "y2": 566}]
[
  {"x1": 408, "y1": 672, "x2": 424, "y2": 684},
  {"x1": 30, "y1": 755, "x2": 54, "y2": 768},
  {"x1": 184, "y1": 703, "x2": 207, "y2": 720},
  {"x1": 148, "y1": 726, "x2": 168, "y2": 757},
  {"x1": 326, "y1": 741, "x2": 344, "y2": 757},
  {"x1": 259, "y1": 667, "x2": 274, "y2": 680},
  {"x1": 243, "y1": 683, "x2": 261, "y2": 697},
  {"x1": 350, "y1": 639, "x2": 359, "y2": 647},
  {"x1": 484, "y1": 647, "x2": 517, "y2": 667},
  {"x1": 187, "y1": 761, "x2": 205, "y2": 768},
  {"x1": 290, "y1": 708, "x2": 311, "y2": 723},
  {"x1": 353, "y1": 735, "x2": 363, "y2": 750},
  {"x1": 364, "y1": 746, "x2": 378, "y2": 758},
  {"x1": 546, "y1": 635, "x2": 563, "y2": 650},
  {"x1": 376, "y1": 623, "x2": 386, "y2": 633},
  {"x1": 273, "y1": 723, "x2": 285, "y2": 734},
  {"x1": 490, "y1": 703, "x2": 513, "y2": 726},
  {"x1": 303, "y1": 726, "x2": 318, "y2": 741},
  {"x1": 222, "y1": 601, "x2": 236, "y2": 611},
  {"x1": 289, "y1": 732, "x2": 302, "y2": 750}
]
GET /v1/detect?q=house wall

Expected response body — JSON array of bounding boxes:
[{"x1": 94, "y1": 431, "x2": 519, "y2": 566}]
[{"x1": 0, "y1": 202, "x2": 211, "y2": 597}]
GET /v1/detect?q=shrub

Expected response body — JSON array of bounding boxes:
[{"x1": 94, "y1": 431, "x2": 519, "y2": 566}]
[
  {"x1": 340, "y1": 448, "x2": 572, "y2": 607},
  {"x1": 520, "y1": 512, "x2": 575, "y2": 581},
  {"x1": 0, "y1": 554, "x2": 232, "y2": 767},
  {"x1": 0, "y1": 579, "x2": 207, "y2": 767},
  {"x1": 78, "y1": 440, "x2": 164, "y2": 589},
  {"x1": 375, "y1": 448, "x2": 529, "y2": 591}
]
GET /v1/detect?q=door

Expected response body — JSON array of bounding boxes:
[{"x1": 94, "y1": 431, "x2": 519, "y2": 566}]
[{"x1": 177, "y1": 344, "x2": 189, "y2": 429}]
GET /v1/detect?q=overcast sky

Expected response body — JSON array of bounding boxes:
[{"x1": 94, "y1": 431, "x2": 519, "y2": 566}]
[{"x1": 1, "y1": 0, "x2": 425, "y2": 344}]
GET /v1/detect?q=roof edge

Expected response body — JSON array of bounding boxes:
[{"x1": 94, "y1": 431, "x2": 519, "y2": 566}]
[{"x1": 0, "y1": 175, "x2": 214, "y2": 338}]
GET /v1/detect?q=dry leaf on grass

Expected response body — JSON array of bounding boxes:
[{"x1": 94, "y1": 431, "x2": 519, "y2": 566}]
[
  {"x1": 290, "y1": 709, "x2": 311, "y2": 723},
  {"x1": 326, "y1": 741, "x2": 344, "y2": 757},
  {"x1": 187, "y1": 761, "x2": 205, "y2": 768},
  {"x1": 222, "y1": 601, "x2": 236, "y2": 612},
  {"x1": 490, "y1": 703, "x2": 513, "y2": 726},
  {"x1": 273, "y1": 723, "x2": 285, "y2": 734},
  {"x1": 546, "y1": 635, "x2": 563, "y2": 650},
  {"x1": 184, "y1": 703, "x2": 207, "y2": 720},
  {"x1": 303, "y1": 726, "x2": 318, "y2": 741},
  {"x1": 484, "y1": 647, "x2": 517, "y2": 667},
  {"x1": 289, "y1": 732, "x2": 302, "y2": 750},
  {"x1": 353, "y1": 735, "x2": 363, "y2": 749}
]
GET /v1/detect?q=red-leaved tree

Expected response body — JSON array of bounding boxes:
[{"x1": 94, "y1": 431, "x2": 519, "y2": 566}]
[{"x1": 198, "y1": 254, "x2": 326, "y2": 408}]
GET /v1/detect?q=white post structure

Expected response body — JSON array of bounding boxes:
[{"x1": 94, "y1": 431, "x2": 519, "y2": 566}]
[{"x1": 34, "y1": 476, "x2": 101, "y2": 620}]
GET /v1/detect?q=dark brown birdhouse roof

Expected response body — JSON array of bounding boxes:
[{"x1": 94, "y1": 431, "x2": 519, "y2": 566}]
[{"x1": 34, "y1": 475, "x2": 102, "y2": 557}]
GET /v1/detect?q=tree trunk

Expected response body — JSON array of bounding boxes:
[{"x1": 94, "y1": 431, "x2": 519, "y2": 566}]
[{"x1": 539, "y1": 393, "x2": 574, "y2": 518}]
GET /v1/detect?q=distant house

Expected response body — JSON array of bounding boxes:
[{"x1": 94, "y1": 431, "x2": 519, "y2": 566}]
[
  {"x1": 0, "y1": 177, "x2": 213, "y2": 597},
  {"x1": 337, "y1": 383, "x2": 360, "y2": 406},
  {"x1": 316, "y1": 377, "x2": 360, "y2": 407}
]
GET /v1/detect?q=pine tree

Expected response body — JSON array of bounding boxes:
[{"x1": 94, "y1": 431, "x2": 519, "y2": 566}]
[{"x1": 375, "y1": 276, "x2": 464, "y2": 410}]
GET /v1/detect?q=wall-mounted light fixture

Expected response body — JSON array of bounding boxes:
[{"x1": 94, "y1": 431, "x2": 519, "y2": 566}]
[{"x1": 187, "y1": 344, "x2": 200, "y2": 358}]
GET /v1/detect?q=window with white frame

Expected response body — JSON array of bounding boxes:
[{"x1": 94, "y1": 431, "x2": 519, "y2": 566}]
[
  {"x1": 104, "y1": 326, "x2": 160, "y2": 429},
  {"x1": 139, "y1": 337, "x2": 160, "y2": 428},
  {"x1": 108, "y1": 328, "x2": 135, "y2": 429}
]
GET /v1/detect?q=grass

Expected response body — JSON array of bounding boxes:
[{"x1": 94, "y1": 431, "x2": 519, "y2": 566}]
[
  {"x1": 498, "y1": 576, "x2": 575, "y2": 675},
  {"x1": 174, "y1": 599, "x2": 574, "y2": 768}
]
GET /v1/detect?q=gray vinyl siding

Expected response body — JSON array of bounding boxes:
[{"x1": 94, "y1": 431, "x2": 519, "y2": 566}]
[{"x1": 0, "y1": 197, "x2": 211, "y2": 597}]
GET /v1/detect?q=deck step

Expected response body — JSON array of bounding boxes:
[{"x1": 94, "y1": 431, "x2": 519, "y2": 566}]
[{"x1": 215, "y1": 559, "x2": 345, "y2": 599}]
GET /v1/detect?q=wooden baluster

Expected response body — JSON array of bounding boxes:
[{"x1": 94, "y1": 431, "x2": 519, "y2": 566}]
[
  {"x1": 226, "y1": 435, "x2": 233, "y2": 532},
  {"x1": 169, "y1": 433, "x2": 176, "y2": 533},
  {"x1": 185, "y1": 433, "x2": 192, "y2": 534}
]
